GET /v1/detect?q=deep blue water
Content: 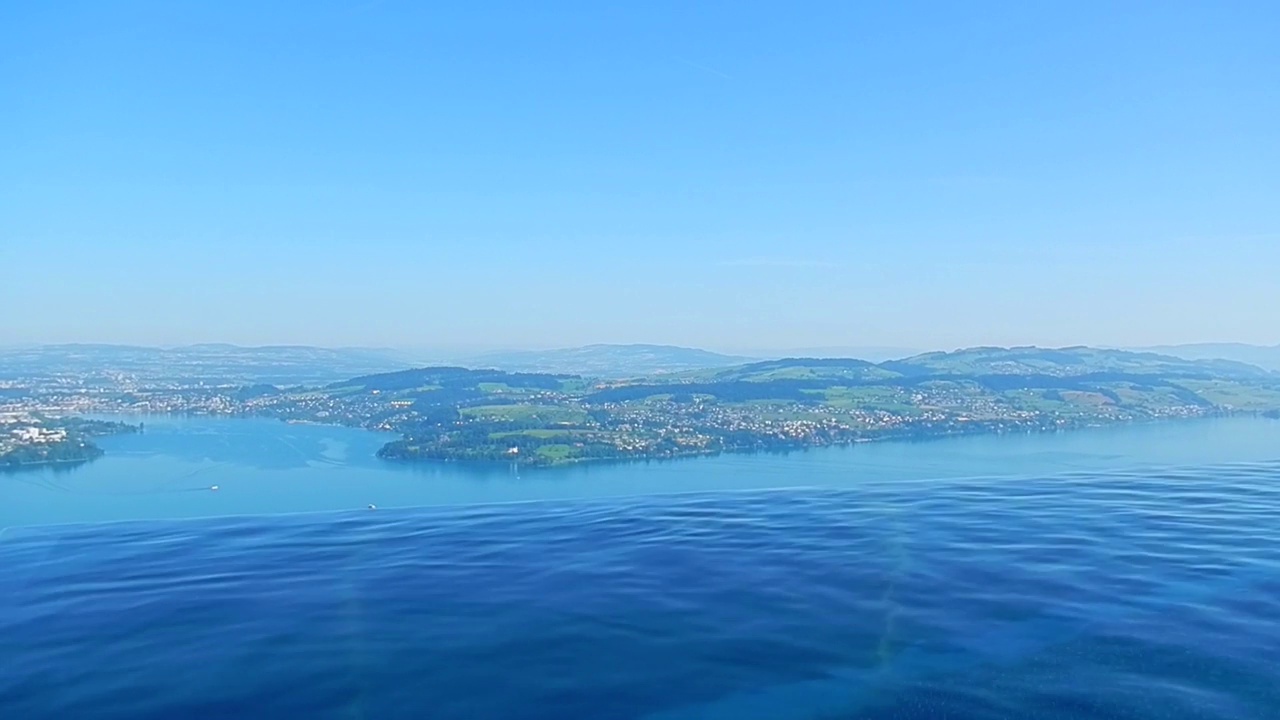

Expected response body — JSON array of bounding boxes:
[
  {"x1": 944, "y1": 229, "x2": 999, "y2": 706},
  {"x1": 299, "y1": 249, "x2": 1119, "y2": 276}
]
[{"x1": 3, "y1": 417, "x2": 1280, "y2": 718}]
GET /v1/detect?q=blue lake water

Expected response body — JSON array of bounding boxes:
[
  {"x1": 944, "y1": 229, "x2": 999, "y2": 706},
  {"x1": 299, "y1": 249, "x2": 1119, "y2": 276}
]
[
  {"x1": 3, "y1": 416, "x2": 1280, "y2": 718},
  {"x1": 3, "y1": 414, "x2": 1280, "y2": 528}
]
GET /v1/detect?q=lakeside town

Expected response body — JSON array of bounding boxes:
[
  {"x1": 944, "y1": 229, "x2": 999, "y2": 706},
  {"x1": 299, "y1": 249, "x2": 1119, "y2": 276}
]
[
  {"x1": 4, "y1": 345, "x2": 1279, "y2": 469},
  {"x1": 0, "y1": 412, "x2": 137, "y2": 468}
]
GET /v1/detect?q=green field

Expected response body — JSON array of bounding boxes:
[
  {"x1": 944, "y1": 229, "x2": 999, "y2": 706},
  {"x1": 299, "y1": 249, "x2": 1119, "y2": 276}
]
[
  {"x1": 820, "y1": 386, "x2": 918, "y2": 413},
  {"x1": 534, "y1": 444, "x2": 576, "y2": 462},
  {"x1": 460, "y1": 404, "x2": 591, "y2": 424},
  {"x1": 1178, "y1": 380, "x2": 1280, "y2": 410},
  {"x1": 489, "y1": 429, "x2": 575, "y2": 440}
]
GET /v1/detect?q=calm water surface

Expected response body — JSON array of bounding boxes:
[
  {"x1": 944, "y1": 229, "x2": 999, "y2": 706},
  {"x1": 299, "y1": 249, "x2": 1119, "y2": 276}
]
[
  {"x1": 3, "y1": 414, "x2": 1280, "y2": 527},
  {"x1": 2, "y1": 416, "x2": 1279, "y2": 718}
]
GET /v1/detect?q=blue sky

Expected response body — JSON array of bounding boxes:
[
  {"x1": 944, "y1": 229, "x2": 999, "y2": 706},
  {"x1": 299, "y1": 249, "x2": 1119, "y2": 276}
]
[{"x1": 2, "y1": 1, "x2": 1277, "y2": 352}]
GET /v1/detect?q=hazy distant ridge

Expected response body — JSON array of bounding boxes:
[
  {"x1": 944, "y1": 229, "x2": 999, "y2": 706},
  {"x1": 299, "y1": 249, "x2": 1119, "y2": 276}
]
[
  {"x1": 4, "y1": 342, "x2": 1274, "y2": 386},
  {"x1": 1132, "y1": 343, "x2": 1280, "y2": 372},
  {"x1": 0, "y1": 344, "x2": 416, "y2": 385},
  {"x1": 458, "y1": 344, "x2": 755, "y2": 377}
]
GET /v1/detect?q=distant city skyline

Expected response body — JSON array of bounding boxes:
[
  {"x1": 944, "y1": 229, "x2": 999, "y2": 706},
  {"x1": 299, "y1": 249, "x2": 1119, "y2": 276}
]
[{"x1": 3, "y1": 2, "x2": 1277, "y2": 350}]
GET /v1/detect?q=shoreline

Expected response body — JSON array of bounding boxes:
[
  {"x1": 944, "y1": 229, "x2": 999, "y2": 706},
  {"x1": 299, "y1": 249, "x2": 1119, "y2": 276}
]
[
  {"x1": 0, "y1": 456, "x2": 97, "y2": 472},
  {"x1": 373, "y1": 411, "x2": 1260, "y2": 472},
  {"x1": 69, "y1": 409, "x2": 1277, "y2": 474},
  {"x1": 5, "y1": 413, "x2": 1279, "y2": 531}
]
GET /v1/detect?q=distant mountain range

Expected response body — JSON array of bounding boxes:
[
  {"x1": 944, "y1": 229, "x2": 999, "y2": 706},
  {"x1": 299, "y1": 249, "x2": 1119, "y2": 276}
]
[{"x1": 1131, "y1": 343, "x2": 1280, "y2": 372}]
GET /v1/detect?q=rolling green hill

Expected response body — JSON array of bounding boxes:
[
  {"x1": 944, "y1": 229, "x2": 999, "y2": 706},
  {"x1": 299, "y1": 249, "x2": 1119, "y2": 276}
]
[
  {"x1": 881, "y1": 346, "x2": 1270, "y2": 379},
  {"x1": 300, "y1": 346, "x2": 1280, "y2": 467},
  {"x1": 1135, "y1": 343, "x2": 1280, "y2": 372}
]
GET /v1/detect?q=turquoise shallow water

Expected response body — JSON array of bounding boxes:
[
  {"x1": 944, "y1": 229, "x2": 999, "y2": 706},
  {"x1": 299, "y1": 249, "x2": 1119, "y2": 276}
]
[{"x1": 3, "y1": 416, "x2": 1279, "y2": 719}]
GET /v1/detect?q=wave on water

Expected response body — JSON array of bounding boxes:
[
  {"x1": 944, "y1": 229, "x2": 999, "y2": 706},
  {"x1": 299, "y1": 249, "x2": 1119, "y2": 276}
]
[{"x1": 3, "y1": 462, "x2": 1279, "y2": 719}]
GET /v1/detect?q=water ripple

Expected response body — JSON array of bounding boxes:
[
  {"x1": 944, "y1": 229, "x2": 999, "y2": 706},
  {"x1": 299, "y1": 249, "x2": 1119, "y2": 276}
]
[{"x1": 2, "y1": 463, "x2": 1279, "y2": 719}]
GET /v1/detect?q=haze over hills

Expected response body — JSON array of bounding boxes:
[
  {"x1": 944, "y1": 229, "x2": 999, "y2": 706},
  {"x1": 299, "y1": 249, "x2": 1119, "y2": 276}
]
[
  {"x1": 683, "y1": 357, "x2": 901, "y2": 383},
  {"x1": 736, "y1": 347, "x2": 925, "y2": 363},
  {"x1": 1132, "y1": 344, "x2": 1280, "y2": 373},
  {"x1": 0, "y1": 344, "x2": 417, "y2": 385},
  {"x1": 883, "y1": 346, "x2": 1272, "y2": 379},
  {"x1": 5, "y1": 342, "x2": 1277, "y2": 389},
  {"x1": 452, "y1": 343, "x2": 1280, "y2": 378},
  {"x1": 662, "y1": 346, "x2": 1274, "y2": 384},
  {"x1": 454, "y1": 344, "x2": 755, "y2": 377},
  {"x1": 451, "y1": 344, "x2": 950, "y2": 375}
]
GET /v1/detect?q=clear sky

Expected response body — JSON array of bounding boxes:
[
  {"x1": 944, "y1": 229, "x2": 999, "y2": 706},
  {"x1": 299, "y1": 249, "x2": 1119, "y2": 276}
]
[{"x1": 2, "y1": 1, "x2": 1277, "y2": 353}]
